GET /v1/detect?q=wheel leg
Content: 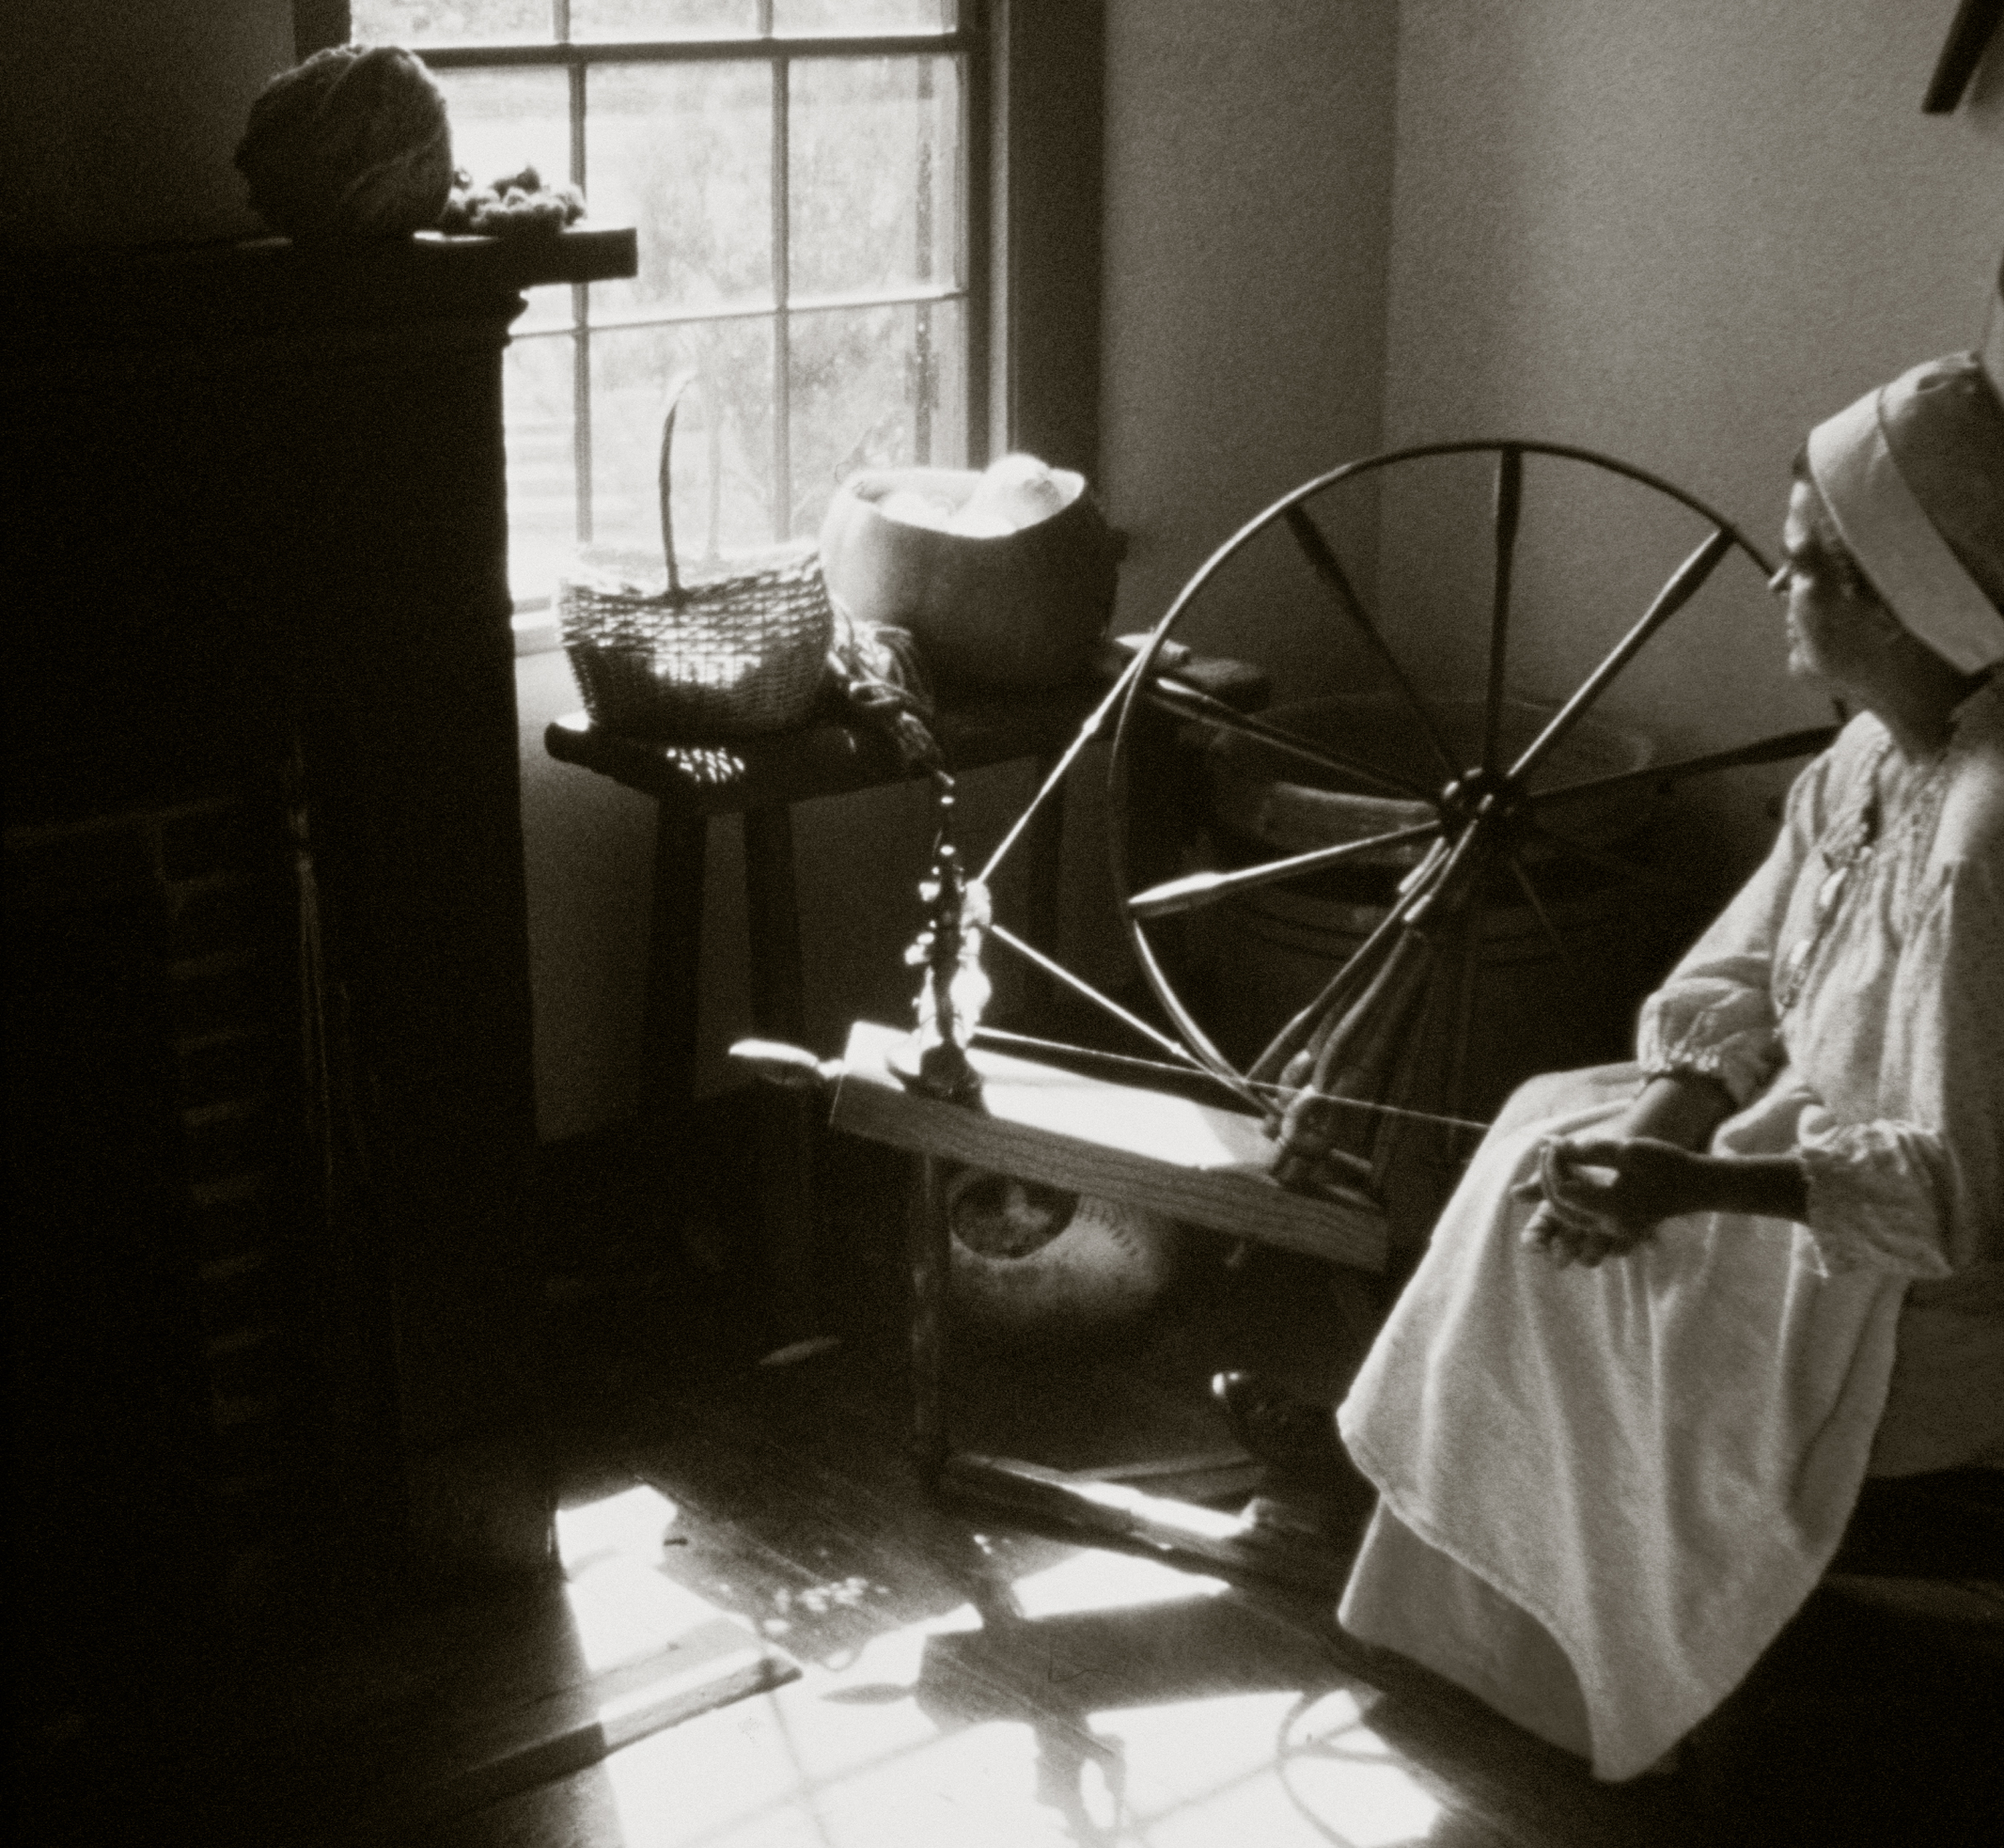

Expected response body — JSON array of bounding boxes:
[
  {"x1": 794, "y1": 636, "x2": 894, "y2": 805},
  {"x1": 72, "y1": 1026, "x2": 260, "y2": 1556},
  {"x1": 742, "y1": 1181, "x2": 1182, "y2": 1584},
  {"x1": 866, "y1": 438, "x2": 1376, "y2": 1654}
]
[{"x1": 909, "y1": 1154, "x2": 951, "y2": 1484}]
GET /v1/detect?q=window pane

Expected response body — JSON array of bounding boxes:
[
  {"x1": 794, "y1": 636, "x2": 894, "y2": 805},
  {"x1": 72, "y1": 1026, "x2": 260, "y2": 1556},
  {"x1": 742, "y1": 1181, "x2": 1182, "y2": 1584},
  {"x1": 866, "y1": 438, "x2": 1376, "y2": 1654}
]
[
  {"x1": 434, "y1": 65, "x2": 571, "y2": 190},
  {"x1": 790, "y1": 57, "x2": 958, "y2": 301},
  {"x1": 351, "y1": 2, "x2": 551, "y2": 47},
  {"x1": 789, "y1": 299, "x2": 964, "y2": 537},
  {"x1": 503, "y1": 334, "x2": 579, "y2": 604},
  {"x1": 590, "y1": 321, "x2": 778, "y2": 563},
  {"x1": 572, "y1": 1, "x2": 759, "y2": 39},
  {"x1": 773, "y1": 2, "x2": 956, "y2": 33},
  {"x1": 586, "y1": 62, "x2": 773, "y2": 321}
]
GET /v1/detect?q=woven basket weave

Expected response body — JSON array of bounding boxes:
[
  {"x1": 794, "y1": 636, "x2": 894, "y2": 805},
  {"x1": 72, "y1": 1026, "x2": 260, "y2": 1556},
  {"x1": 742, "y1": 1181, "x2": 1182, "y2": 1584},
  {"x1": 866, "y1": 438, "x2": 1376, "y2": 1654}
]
[{"x1": 560, "y1": 377, "x2": 834, "y2": 737}]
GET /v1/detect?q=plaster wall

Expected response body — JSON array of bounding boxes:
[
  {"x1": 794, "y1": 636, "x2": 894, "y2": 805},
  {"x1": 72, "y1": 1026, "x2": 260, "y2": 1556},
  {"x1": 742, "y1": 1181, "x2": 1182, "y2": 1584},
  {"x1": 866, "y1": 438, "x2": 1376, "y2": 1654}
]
[
  {"x1": 1097, "y1": 0, "x2": 1400, "y2": 689},
  {"x1": 1378, "y1": 0, "x2": 2004, "y2": 892},
  {"x1": 2, "y1": 2, "x2": 294, "y2": 247}
]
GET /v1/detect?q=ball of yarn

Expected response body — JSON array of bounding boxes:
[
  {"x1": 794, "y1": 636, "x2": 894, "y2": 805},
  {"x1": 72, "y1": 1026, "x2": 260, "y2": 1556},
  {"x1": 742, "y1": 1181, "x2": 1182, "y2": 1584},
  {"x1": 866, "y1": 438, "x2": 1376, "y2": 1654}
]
[
  {"x1": 235, "y1": 45, "x2": 454, "y2": 242},
  {"x1": 945, "y1": 1169, "x2": 1185, "y2": 1344}
]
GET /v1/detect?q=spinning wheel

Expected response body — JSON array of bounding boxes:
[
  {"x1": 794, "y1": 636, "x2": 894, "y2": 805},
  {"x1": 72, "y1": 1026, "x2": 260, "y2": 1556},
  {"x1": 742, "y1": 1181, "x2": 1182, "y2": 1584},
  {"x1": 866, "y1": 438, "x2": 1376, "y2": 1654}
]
[
  {"x1": 1103, "y1": 440, "x2": 1838, "y2": 1221},
  {"x1": 737, "y1": 438, "x2": 1841, "y2": 1586}
]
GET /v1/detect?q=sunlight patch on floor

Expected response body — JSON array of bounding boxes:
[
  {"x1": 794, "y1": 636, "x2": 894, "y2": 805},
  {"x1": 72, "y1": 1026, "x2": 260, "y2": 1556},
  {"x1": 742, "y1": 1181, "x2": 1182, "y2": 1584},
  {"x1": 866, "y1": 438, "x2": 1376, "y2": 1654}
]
[
  {"x1": 1102, "y1": 1687, "x2": 1444, "y2": 1848},
  {"x1": 557, "y1": 1482, "x2": 789, "y2": 1714},
  {"x1": 579, "y1": 1539, "x2": 1446, "y2": 1848}
]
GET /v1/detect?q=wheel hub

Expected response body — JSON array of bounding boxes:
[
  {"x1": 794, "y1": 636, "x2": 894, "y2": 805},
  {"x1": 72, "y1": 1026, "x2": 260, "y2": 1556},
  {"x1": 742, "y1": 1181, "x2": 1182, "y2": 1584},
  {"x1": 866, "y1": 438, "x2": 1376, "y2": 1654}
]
[{"x1": 1438, "y1": 767, "x2": 1526, "y2": 839}]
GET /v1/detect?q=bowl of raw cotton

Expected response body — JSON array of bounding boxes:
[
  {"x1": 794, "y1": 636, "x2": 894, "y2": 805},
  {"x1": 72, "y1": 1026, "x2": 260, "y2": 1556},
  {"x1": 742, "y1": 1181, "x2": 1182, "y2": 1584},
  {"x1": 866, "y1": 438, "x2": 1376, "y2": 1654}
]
[{"x1": 818, "y1": 454, "x2": 1120, "y2": 691}]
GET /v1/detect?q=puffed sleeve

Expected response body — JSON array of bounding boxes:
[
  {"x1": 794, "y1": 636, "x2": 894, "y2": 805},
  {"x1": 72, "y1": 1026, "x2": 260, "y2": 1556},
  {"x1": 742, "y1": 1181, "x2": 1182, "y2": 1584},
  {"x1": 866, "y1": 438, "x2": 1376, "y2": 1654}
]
[
  {"x1": 1797, "y1": 842, "x2": 2004, "y2": 1281},
  {"x1": 1633, "y1": 739, "x2": 1844, "y2": 1105}
]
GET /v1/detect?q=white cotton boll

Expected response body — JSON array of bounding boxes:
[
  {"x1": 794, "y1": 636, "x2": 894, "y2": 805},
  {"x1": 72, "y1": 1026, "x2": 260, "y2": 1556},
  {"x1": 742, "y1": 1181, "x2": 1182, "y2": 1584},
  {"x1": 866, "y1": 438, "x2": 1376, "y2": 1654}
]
[
  {"x1": 878, "y1": 488, "x2": 956, "y2": 531},
  {"x1": 961, "y1": 452, "x2": 1073, "y2": 531}
]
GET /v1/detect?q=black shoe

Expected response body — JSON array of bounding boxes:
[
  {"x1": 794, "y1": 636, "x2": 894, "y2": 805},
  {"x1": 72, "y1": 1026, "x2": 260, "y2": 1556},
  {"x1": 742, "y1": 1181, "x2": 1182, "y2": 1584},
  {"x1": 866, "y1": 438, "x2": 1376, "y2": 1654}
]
[{"x1": 1210, "y1": 1370, "x2": 1353, "y2": 1491}]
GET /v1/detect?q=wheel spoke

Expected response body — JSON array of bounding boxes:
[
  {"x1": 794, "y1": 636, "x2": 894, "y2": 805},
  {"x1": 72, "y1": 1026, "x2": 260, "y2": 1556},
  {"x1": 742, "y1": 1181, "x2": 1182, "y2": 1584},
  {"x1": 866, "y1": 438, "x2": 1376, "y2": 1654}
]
[
  {"x1": 1524, "y1": 821, "x2": 1699, "y2": 900},
  {"x1": 1145, "y1": 674, "x2": 1433, "y2": 800},
  {"x1": 980, "y1": 644, "x2": 1150, "y2": 885},
  {"x1": 1284, "y1": 507, "x2": 1459, "y2": 778},
  {"x1": 1527, "y1": 725, "x2": 1840, "y2": 811},
  {"x1": 985, "y1": 922, "x2": 1188, "y2": 1064},
  {"x1": 1482, "y1": 446, "x2": 1524, "y2": 775},
  {"x1": 1128, "y1": 820, "x2": 1443, "y2": 919},
  {"x1": 1507, "y1": 526, "x2": 1737, "y2": 785},
  {"x1": 985, "y1": 919, "x2": 1271, "y2": 1109}
]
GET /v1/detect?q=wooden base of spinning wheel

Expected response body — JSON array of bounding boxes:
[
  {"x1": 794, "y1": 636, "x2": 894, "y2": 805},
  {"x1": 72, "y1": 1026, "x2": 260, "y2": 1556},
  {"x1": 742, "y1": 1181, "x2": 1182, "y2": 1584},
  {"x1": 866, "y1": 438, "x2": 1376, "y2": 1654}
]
[{"x1": 825, "y1": 1020, "x2": 1385, "y2": 1591}]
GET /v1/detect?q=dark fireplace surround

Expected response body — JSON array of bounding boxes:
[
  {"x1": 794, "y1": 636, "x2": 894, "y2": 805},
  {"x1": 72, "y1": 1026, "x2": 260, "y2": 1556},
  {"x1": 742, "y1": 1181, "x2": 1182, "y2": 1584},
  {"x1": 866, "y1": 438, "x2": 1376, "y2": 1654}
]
[{"x1": 7, "y1": 229, "x2": 634, "y2": 1709}]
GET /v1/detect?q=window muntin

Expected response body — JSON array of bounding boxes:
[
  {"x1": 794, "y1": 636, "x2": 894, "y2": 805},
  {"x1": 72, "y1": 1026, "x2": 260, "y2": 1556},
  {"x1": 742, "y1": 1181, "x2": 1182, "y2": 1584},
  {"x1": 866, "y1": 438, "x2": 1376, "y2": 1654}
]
[{"x1": 353, "y1": 3, "x2": 975, "y2": 606}]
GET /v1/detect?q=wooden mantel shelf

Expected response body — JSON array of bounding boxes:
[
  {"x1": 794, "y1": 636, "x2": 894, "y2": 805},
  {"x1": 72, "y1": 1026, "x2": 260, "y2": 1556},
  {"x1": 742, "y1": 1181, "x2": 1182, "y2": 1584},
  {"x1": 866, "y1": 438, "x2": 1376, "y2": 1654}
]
[{"x1": 7, "y1": 222, "x2": 638, "y2": 350}]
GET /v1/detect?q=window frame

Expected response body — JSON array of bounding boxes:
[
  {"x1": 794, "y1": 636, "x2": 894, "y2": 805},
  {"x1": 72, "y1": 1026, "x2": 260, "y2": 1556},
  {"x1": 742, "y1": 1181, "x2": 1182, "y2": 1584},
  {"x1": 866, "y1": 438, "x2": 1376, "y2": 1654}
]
[{"x1": 298, "y1": 3, "x2": 1104, "y2": 631}]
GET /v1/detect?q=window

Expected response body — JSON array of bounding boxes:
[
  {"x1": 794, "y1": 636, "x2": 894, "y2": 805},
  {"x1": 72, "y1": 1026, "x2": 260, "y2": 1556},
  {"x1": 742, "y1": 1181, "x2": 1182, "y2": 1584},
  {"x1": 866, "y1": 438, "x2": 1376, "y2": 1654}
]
[{"x1": 353, "y1": 3, "x2": 986, "y2": 609}]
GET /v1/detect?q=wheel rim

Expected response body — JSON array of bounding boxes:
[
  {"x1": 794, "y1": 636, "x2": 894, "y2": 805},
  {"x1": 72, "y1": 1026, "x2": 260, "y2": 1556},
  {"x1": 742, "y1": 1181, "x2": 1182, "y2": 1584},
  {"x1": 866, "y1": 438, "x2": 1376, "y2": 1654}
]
[{"x1": 1106, "y1": 439, "x2": 1833, "y2": 1193}]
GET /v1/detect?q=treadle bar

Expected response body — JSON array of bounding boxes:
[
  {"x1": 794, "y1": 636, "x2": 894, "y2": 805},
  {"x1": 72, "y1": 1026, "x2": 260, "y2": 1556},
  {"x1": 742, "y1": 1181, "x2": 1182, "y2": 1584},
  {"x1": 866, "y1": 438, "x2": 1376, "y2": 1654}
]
[{"x1": 938, "y1": 1455, "x2": 1356, "y2": 1596}]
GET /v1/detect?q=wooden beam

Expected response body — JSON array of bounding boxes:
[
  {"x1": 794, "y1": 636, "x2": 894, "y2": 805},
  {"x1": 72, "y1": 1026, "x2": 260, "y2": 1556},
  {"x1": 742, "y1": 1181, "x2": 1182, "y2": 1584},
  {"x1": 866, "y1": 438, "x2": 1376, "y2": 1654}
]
[{"x1": 830, "y1": 1021, "x2": 1387, "y2": 1271}]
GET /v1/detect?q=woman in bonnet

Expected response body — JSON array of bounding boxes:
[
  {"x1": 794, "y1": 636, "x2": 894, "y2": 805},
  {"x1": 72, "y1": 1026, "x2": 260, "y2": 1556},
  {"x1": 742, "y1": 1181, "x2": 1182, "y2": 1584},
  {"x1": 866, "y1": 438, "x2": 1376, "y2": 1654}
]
[{"x1": 1228, "y1": 272, "x2": 2004, "y2": 1784}]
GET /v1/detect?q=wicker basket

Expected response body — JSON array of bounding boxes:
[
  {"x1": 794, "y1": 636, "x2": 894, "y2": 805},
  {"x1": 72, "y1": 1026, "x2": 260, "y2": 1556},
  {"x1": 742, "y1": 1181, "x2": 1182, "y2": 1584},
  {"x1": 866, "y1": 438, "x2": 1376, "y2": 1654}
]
[{"x1": 560, "y1": 376, "x2": 834, "y2": 737}]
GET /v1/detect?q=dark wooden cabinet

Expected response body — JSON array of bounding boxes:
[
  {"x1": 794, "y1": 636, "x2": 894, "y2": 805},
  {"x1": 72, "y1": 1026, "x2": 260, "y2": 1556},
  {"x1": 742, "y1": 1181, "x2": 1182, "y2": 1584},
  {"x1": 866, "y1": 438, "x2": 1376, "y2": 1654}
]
[{"x1": 5, "y1": 229, "x2": 635, "y2": 1697}]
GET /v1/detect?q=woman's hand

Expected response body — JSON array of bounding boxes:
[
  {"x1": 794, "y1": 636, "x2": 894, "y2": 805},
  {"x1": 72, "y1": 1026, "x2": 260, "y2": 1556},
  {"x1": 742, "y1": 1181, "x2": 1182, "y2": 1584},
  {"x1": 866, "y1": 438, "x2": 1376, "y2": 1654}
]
[
  {"x1": 1512, "y1": 1133, "x2": 1809, "y2": 1267},
  {"x1": 1513, "y1": 1137, "x2": 1704, "y2": 1268}
]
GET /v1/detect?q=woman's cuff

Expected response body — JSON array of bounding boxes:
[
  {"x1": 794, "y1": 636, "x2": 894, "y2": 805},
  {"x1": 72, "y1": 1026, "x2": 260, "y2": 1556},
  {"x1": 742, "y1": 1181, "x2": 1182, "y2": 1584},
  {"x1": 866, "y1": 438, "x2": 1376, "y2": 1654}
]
[
  {"x1": 1797, "y1": 1110, "x2": 1954, "y2": 1280},
  {"x1": 1635, "y1": 984, "x2": 1780, "y2": 1107},
  {"x1": 1637, "y1": 1041, "x2": 1773, "y2": 1111}
]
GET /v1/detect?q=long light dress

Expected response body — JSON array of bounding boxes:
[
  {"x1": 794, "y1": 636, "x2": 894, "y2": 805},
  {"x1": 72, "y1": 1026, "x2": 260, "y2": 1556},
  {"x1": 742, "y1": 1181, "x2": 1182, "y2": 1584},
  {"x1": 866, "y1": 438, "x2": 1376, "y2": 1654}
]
[{"x1": 1334, "y1": 679, "x2": 2004, "y2": 1782}]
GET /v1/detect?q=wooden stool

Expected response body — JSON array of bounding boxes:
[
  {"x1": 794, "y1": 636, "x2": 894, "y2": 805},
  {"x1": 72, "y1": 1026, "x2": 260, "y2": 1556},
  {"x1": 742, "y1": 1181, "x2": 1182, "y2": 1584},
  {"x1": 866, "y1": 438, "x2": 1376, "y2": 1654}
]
[{"x1": 546, "y1": 657, "x2": 1269, "y2": 1332}]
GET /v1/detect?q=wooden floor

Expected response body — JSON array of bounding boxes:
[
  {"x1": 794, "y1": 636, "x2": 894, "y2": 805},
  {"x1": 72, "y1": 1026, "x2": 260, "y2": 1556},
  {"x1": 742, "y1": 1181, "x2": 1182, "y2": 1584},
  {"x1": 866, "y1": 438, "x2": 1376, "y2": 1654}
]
[
  {"x1": 499, "y1": 1344, "x2": 1676, "y2": 1847},
  {"x1": 487, "y1": 1115, "x2": 2000, "y2": 1848},
  {"x1": 22, "y1": 1107, "x2": 1996, "y2": 1846}
]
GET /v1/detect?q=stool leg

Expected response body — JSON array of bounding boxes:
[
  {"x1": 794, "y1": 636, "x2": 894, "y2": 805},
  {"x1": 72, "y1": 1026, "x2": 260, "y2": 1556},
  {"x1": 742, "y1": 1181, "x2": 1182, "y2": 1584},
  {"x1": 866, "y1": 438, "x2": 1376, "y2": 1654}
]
[
  {"x1": 635, "y1": 805, "x2": 708, "y2": 1252},
  {"x1": 909, "y1": 1154, "x2": 952, "y2": 1483},
  {"x1": 640, "y1": 805, "x2": 708, "y2": 1123},
  {"x1": 743, "y1": 804, "x2": 816, "y2": 1333}
]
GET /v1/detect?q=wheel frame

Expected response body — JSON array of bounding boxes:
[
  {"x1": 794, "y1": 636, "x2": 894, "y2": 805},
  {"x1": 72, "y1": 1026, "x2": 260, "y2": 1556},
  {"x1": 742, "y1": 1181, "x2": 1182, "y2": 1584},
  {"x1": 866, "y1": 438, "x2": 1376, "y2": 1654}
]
[{"x1": 1105, "y1": 439, "x2": 1829, "y2": 1136}]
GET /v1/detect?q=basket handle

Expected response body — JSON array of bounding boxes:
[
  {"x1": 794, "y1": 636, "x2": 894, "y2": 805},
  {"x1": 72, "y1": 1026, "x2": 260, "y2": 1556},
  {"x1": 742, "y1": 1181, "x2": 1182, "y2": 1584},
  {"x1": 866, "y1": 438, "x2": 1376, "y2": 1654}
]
[{"x1": 658, "y1": 369, "x2": 698, "y2": 602}]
